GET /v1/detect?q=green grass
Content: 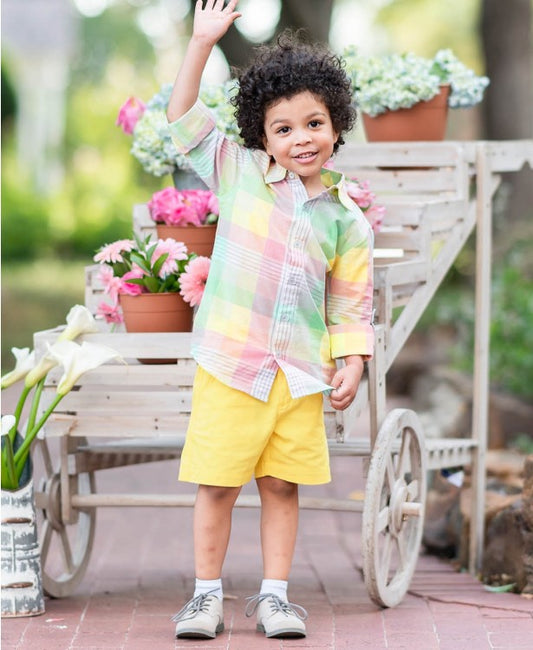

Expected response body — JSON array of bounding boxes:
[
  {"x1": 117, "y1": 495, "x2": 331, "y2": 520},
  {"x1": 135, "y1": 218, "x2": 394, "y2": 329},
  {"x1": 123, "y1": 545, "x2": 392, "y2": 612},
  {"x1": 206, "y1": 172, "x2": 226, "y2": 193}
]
[{"x1": 1, "y1": 258, "x2": 86, "y2": 371}]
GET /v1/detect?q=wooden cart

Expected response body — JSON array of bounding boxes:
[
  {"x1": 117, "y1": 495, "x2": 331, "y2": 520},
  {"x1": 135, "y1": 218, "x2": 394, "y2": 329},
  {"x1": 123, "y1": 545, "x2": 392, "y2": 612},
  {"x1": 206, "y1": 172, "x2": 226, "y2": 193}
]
[{"x1": 32, "y1": 140, "x2": 532, "y2": 606}]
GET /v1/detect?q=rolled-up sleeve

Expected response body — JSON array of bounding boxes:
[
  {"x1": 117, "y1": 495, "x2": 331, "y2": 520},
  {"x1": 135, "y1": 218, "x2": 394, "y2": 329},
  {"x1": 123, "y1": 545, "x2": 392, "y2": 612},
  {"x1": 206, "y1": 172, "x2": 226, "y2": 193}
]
[
  {"x1": 167, "y1": 100, "x2": 249, "y2": 194},
  {"x1": 327, "y1": 216, "x2": 374, "y2": 360},
  {"x1": 168, "y1": 100, "x2": 216, "y2": 155}
]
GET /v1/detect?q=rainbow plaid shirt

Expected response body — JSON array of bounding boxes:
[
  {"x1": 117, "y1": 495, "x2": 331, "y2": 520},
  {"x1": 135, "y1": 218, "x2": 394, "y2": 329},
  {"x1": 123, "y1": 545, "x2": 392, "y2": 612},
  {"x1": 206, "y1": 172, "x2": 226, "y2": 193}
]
[{"x1": 168, "y1": 100, "x2": 374, "y2": 402}]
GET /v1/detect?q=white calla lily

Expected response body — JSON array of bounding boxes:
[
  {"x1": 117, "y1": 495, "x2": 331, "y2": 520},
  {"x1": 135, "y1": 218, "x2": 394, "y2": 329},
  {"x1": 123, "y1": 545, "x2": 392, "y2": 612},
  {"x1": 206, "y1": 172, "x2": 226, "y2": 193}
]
[
  {"x1": 47, "y1": 340, "x2": 123, "y2": 395},
  {"x1": 1, "y1": 415, "x2": 16, "y2": 437},
  {"x1": 57, "y1": 305, "x2": 99, "y2": 341},
  {"x1": 1, "y1": 347, "x2": 36, "y2": 388},
  {"x1": 24, "y1": 344, "x2": 62, "y2": 388}
]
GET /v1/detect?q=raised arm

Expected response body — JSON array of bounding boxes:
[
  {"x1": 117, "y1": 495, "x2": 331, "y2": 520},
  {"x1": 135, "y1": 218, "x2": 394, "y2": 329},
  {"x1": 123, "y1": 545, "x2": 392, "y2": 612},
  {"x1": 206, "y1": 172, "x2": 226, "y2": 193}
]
[{"x1": 166, "y1": 0, "x2": 241, "y2": 123}]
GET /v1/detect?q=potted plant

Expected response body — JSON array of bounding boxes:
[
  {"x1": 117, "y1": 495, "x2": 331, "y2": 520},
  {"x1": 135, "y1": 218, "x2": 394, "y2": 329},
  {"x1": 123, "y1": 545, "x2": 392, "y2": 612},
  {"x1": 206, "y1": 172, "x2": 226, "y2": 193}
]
[
  {"x1": 342, "y1": 47, "x2": 490, "y2": 141},
  {"x1": 93, "y1": 232, "x2": 211, "y2": 335},
  {"x1": 1, "y1": 306, "x2": 122, "y2": 617},
  {"x1": 147, "y1": 186, "x2": 219, "y2": 257},
  {"x1": 117, "y1": 81, "x2": 242, "y2": 186}
]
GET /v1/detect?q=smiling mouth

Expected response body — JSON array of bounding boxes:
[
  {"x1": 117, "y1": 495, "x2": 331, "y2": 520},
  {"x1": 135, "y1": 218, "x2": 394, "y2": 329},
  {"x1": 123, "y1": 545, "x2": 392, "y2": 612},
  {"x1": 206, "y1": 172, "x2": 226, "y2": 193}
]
[{"x1": 294, "y1": 152, "x2": 317, "y2": 160}]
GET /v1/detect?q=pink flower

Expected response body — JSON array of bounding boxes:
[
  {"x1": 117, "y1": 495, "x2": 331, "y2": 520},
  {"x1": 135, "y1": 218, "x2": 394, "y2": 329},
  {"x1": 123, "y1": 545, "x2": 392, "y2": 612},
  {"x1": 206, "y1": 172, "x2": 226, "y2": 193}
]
[
  {"x1": 120, "y1": 268, "x2": 145, "y2": 296},
  {"x1": 179, "y1": 256, "x2": 211, "y2": 307},
  {"x1": 206, "y1": 192, "x2": 219, "y2": 217},
  {"x1": 98, "y1": 265, "x2": 123, "y2": 303},
  {"x1": 151, "y1": 238, "x2": 189, "y2": 278},
  {"x1": 94, "y1": 239, "x2": 135, "y2": 264},
  {"x1": 116, "y1": 97, "x2": 146, "y2": 135},
  {"x1": 148, "y1": 187, "x2": 218, "y2": 226},
  {"x1": 97, "y1": 300, "x2": 124, "y2": 324},
  {"x1": 364, "y1": 204, "x2": 386, "y2": 233},
  {"x1": 346, "y1": 179, "x2": 375, "y2": 209}
]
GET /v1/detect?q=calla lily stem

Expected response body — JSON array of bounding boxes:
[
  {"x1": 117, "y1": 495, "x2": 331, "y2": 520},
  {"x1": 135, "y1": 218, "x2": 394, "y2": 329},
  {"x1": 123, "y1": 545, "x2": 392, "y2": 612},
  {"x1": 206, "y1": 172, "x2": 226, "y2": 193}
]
[
  {"x1": 11, "y1": 384, "x2": 31, "y2": 445},
  {"x1": 14, "y1": 393, "x2": 64, "y2": 477}
]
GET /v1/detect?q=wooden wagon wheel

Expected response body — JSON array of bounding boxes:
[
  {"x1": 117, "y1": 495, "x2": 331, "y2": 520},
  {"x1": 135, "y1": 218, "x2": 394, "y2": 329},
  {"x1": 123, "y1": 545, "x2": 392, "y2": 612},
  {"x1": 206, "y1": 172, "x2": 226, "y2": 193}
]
[
  {"x1": 362, "y1": 408, "x2": 427, "y2": 608},
  {"x1": 33, "y1": 437, "x2": 96, "y2": 598}
]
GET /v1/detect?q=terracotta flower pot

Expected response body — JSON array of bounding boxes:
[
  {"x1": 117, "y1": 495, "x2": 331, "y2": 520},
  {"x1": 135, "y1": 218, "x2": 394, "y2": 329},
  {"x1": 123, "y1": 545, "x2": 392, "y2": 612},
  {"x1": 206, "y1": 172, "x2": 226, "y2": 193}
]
[
  {"x1": 120, "y1": 292, "x2": 193, "y2": 333},
  {"x1": 119, "y1": 292, "x2": 193, "y2": 364},
  {"x1": 362, "y1": 85, "x2": 450, "y2": 142},
  {"x1": 155, "y1": 224, "x2": 216, "y2": 258}
]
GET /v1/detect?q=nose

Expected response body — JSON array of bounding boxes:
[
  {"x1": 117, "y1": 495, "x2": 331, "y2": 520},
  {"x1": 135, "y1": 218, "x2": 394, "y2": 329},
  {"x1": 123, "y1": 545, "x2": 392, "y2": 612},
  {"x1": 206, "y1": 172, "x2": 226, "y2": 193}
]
[{"x1": 293, "y1": 128, "x2": 312, "y2": 145}]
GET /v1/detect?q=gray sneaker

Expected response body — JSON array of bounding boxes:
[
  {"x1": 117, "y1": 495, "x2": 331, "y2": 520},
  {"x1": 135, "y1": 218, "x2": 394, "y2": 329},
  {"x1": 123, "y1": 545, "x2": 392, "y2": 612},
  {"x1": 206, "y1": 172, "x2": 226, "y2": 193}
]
[
  {"x1": 245, "y1": 593, "x2": 307, "y2": 638},
  {"x1": 172, "y1": 591, "x2": 224, "y2": 639}
]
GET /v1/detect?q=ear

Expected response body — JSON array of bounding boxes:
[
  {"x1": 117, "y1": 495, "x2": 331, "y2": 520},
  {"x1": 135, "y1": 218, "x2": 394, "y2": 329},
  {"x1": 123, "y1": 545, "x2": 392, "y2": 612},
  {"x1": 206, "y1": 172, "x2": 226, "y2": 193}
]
[{"x1": 262, "y1": 134, "x2": 272, "y2": 157}]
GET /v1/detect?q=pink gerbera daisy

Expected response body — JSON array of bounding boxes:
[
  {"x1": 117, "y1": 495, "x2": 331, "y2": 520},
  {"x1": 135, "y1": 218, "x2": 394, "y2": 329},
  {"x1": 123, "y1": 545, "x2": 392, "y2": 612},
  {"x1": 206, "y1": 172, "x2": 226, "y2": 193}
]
[
  {"x1": 98, "y1": 265, "x2": 123, "y2": 303},
  {"x1": 179, "y1": 256, "x2": 211, "y2": 307},
  {"x1": 96, "y1": 300, "x2": 124, "y2": 324},
  {"x1": 94, "y1": 239, "x2": 135, "y2": 264},
  {"x1": 121, "y1": 268, "x2": 145, "y2": 295},
  {"x1": 151, "y1": 238, "x2": 189, "y2": 278}
]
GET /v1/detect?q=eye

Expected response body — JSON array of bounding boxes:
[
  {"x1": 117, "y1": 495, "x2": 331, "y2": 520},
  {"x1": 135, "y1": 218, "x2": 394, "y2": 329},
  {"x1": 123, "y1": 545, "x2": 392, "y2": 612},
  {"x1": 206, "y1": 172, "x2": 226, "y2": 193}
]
[
  {"x1": 276, "y1": 126, "x2": 290, "y2": 134},
  {"x1": 309, "y1": 120, "x2": 323, "y2": 128}
]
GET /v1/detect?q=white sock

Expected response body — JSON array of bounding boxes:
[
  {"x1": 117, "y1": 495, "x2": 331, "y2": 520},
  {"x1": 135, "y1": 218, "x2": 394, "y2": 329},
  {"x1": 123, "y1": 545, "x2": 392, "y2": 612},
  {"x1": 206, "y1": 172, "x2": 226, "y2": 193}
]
[
  {"x1": 194, "y1": 578, "x2": 223, "y2": 600},
  {"x1": 260, "y1": 578, "x2": 288, "y2": 602}
]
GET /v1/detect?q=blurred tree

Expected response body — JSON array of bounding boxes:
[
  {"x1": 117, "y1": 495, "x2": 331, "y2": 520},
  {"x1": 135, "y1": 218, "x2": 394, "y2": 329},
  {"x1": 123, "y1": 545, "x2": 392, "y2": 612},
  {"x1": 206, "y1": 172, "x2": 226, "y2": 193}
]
[
  {"x1": 1, "y1": 64, "x2": 17, "y2": 127},
  {"x1": 196, "y1": 0, "x2": 334, "y2": 68},
  {"x1": 481, "y1": 0, "x2": 533, "y2": 224}
]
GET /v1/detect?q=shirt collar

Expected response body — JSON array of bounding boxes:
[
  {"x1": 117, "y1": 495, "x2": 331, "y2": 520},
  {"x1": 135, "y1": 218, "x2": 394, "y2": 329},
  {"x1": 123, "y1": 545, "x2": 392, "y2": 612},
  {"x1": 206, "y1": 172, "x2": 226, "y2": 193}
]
[{"x1": 263, "y1": 160, "x2": 355, "y2": 212}]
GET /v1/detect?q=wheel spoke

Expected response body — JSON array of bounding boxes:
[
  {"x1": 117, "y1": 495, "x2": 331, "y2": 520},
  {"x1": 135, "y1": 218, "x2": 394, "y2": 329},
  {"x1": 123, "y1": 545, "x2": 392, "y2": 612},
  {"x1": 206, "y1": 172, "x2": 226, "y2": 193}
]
[
  {"x1": 406, "y1": 478, "x2": 419, "y2": 501},
  {"x1": 34, "y1": 489, "x2": 47, "y2": 510},
  {"x1": 378, "y1": 535, "x2": 393, "y2": 585},
  {"x1": 37, "y1": 439, "x2": 54, "y2": 478},
  {"x1": 397, "y1": 430, "x2": 412, "y2": 479},
  {"x1": 59, "y1": 528, "x2": 75, "y2": 574},
  {"x1": 377, "y1": 506, "x2": 390, "y2": 533},
  {"x1": 396, "y1": 530, "x2": 408, "y2": 570},
  {"x1": 39, "y1": 519, "x2": 53, "y2": 562}
]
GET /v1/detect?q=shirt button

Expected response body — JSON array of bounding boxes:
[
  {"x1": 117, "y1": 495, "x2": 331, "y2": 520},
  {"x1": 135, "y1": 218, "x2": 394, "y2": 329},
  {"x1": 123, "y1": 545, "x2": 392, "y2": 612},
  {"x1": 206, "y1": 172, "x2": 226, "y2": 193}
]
[
  {"x1": 280, "y1": 313, "x2": 289, "y2": 322},
  {"x1": 294, "y1": 240, "x2": 303, "y2": 249},
  {"x1": 287, "y1": 171, "x2": 295, "y2": 180}
]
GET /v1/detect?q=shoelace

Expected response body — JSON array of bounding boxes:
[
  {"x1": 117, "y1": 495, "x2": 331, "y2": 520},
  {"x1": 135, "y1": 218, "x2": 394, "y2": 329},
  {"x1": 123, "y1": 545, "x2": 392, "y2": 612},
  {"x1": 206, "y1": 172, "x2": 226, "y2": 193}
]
[
  {"x1": 244, "y1": 593, "x2": 308, "y2": 621},
  {"x1": 171, "y1": 590, "x2": 218, "y2": 623}
]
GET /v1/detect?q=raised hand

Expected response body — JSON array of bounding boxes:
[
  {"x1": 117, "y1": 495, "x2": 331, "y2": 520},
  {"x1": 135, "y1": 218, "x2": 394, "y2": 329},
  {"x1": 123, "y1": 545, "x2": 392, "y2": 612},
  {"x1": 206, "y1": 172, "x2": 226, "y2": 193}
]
[
  {"x1": 193, "y1": 0, "x2": 241, "y2": 48},
  {"x1": 166, "y1": 0, "x2": 241, "y2": 122}
]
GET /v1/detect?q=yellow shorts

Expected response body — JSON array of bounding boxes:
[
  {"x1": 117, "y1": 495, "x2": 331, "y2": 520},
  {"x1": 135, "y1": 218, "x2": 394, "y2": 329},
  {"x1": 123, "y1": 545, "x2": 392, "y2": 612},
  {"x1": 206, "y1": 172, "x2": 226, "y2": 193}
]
[{"x1": 179, "y1": 366, "x2": 331, "y2": 487}]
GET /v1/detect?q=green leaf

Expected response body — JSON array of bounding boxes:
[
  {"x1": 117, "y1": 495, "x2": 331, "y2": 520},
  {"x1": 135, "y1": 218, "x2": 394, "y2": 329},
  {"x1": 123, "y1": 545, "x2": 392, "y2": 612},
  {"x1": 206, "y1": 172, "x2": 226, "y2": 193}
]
[
  {"x1": 130, "y1": 251, "x2": 150, "y2": 273},
  {"x1": 152, "y1": 252, "x2": 169, "y2": 277},
  {"x1": 484, "y1": 583, "x2": 516, "y2": 593},
  {"x1": 123, "y1": 277, "x2": 145, "y2": 286},
  {"x1": 143, "y1": 276, "x2": 160, "y2": 293}
]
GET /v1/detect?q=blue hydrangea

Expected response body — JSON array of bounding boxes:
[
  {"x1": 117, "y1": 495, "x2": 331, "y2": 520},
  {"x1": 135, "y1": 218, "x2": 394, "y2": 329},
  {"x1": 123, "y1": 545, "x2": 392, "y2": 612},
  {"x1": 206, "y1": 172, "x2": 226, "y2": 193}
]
[
  {"x1": 131, "y1": 81, "x2": 242, "y2": 177},
  {"x1": 342, "y1": 47, "x2": 490, "y2": 117}
]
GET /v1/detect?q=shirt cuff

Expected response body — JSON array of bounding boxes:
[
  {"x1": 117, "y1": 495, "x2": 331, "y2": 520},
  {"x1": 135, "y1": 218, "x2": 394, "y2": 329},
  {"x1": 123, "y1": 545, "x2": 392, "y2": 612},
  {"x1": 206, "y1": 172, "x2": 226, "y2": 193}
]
[
  {"x1": 167, "y1": 100, "x2": 216, "y2": 154},
  {"x1": 328, "y1": 323, "x2": 374, "y2": 360}
]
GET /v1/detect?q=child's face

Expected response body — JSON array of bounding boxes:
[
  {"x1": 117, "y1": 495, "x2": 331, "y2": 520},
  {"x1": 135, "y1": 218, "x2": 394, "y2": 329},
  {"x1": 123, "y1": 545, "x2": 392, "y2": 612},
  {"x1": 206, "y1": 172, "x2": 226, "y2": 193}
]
[{"x1": 262, "y1": 91, "x2": 339, "y2": 194}]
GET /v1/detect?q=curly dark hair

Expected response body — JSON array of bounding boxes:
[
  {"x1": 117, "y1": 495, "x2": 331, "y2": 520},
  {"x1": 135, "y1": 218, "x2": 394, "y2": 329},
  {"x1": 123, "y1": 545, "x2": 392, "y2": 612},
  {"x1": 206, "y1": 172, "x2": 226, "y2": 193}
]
[{"x1": 232, "y1": 32, "x2": 356, "y2": 154}]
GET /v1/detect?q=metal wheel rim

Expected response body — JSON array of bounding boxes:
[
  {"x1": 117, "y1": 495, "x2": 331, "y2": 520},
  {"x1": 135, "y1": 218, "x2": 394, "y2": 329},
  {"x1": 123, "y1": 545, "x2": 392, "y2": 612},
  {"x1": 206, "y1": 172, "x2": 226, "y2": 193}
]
[
  {"x1": 362, "y1": 408, "x2": 427, "y2": 608},
  {"x1": 34, "y1": 438, "x2": 96, "y2": 598}
]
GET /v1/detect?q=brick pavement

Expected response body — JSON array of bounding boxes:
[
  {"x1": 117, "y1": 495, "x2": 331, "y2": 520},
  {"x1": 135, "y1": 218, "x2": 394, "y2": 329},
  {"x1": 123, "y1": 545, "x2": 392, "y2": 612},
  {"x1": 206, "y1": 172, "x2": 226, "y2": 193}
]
[{"x1": 2, "y1": 455, "x2": 532, "y2": 649}]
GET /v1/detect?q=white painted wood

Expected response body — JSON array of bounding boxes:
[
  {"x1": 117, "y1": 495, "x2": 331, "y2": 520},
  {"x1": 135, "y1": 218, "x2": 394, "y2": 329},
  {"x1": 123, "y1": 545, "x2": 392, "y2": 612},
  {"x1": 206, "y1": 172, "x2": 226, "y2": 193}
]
[
  {"x1": 361, "y1": 409, "x2": 427, "y2": 608},
  {"x1": 32, "y1": 140, "x2": 533, "y2": 601},
  {"x1": 469, "y1": 143, "x2": 492, "y2": 574},
  {"x1": 33, "y1": 438, "x2": 96, "y2": 599}
]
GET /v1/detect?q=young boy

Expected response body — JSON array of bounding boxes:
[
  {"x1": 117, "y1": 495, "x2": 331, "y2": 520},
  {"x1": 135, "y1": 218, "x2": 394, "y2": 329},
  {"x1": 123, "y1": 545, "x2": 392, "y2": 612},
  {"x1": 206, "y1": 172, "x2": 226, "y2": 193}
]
[{"x1": 167, "y1": 0, "x2": 374, "y2": 640}]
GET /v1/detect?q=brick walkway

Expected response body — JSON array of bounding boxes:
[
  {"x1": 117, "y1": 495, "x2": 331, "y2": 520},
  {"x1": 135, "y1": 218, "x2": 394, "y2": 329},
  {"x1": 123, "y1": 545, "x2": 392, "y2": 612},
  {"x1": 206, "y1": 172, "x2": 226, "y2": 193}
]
[{"x1": 2, "y1": 453, "x2": 532, "y2": 649}]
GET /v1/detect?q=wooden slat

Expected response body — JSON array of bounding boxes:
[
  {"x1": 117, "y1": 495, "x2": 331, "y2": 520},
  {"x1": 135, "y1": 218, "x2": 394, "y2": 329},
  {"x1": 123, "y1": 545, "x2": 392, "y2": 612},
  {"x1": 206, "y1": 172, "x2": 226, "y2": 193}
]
[
  {"x1": 42, "y1": 414, "x2": 192, "y2": 438},
  {"x1": 43, "y1": 362, "x2": 197, "y2": 388}
]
